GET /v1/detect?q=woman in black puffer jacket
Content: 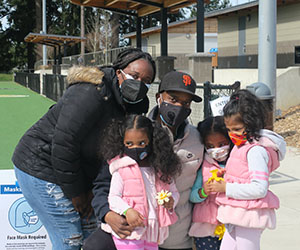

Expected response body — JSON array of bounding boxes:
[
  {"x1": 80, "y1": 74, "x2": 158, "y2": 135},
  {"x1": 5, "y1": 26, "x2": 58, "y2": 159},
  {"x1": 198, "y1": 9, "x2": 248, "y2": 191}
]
[{"x1": 12, "y1": 48, "x2": 156, "y2": 250}]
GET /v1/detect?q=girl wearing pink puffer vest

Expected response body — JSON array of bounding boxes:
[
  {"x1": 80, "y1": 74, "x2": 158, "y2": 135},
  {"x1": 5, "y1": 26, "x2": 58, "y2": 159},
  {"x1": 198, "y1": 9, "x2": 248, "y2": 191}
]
[
  {"x1": 100, "y1": 115, "x2": 181, "y2": 250},
  {"x1": 189, "y1": 116, "x2": 233, "y2": 250},
  {"x1": 209, "y1": 90, "x2": 286, "y2": 250}
]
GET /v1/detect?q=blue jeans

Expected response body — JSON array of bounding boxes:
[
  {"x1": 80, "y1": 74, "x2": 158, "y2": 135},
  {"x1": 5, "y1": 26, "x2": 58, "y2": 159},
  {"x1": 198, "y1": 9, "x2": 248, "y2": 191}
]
[{"x1": 14, "y1": 166, "x2": 97, "y2": 250}]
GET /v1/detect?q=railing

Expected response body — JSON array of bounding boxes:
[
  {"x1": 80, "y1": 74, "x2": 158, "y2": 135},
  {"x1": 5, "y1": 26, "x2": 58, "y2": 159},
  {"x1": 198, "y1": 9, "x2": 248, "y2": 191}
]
[
  {"x1": 13, "y1": 72, "x2": 40, "y2": 93},
  {"x1": 203, "y1": 81, "x2": 241, "y2": 118},
  {"x1": 14, "y1": 72, "x2": 240, "y2": 124},
  {"x1": 34, "y1": 46, "x2": 156, "y2": 71},
  {"x1": 42, "y1": 74, "x2": 68, "y2": 101}
]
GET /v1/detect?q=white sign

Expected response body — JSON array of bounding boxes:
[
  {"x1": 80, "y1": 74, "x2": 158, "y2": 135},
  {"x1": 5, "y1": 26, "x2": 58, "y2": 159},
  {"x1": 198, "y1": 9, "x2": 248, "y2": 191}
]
[
  {"x1": 209, "y1": 96, "x2": 230, "y2": 116},
  {"x1": 0, "y1": 170, "x2": 52, "y2": 250}
]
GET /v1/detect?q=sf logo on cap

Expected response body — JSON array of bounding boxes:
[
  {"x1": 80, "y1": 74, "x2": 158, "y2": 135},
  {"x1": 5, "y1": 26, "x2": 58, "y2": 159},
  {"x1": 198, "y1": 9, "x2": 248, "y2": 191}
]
[{"x1": 183, "y1": 75, "x2": 191, "y2": 86}]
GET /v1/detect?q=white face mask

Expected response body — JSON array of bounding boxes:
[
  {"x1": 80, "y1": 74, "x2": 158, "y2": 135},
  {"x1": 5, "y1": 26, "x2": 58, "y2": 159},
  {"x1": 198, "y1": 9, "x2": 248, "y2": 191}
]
[{"x1": 206, "y1": 145, "x2": 230, "y2": 162}]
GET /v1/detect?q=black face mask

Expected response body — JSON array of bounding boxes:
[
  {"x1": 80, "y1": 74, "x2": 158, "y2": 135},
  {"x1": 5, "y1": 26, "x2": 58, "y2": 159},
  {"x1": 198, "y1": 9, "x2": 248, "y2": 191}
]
[
  {"x1": 124, "y1": 96, "x2": 149, "y2": 115},
  {"x1": 159, "y1": 101, "x2": 191, "y2": 127},
  {"x1": 124, "y1": 145, "x2": 150, "y2": 162},
  {"x1": 121, "y1": 79, "x2": 149, "y2": 104}
]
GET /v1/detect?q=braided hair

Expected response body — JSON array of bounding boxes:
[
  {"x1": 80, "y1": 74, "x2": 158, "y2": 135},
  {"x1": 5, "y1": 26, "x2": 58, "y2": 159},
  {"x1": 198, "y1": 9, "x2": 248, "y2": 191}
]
[{"x1": 112, "y1": 48, "x2": 156, "y2": 82}]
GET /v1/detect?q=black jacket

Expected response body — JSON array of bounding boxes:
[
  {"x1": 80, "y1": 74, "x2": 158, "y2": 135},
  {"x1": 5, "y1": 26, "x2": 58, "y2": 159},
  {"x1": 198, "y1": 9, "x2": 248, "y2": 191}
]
[{"x1": 12, "y1": 67, "x2": 126, "y2": 199}]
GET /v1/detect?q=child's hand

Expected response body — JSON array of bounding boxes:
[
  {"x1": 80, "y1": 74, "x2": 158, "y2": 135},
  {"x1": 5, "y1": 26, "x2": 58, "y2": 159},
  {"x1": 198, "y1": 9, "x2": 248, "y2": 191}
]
[
  {"x1": 217, "y1": 168, "x2": 226, "y2": 177},
  {"x1": 163, "y1": 196, "x2": 174, "y2": 211},
  {"x1": 198, "y1": 182, "x2": 212, "y2": 198},
  {"x1": 203, "y1": 181, "x2": 212, "y2": 195},
  {"x1": 208, "y1": 180, "x2": 226, "y2": 193},
  {"x1": 125, "y1": 208, "x2": 145, "y2": 228}
]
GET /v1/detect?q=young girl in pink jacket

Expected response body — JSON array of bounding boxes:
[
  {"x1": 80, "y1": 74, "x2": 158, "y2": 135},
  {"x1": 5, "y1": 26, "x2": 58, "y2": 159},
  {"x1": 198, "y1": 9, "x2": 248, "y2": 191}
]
[
  {"x1": 189, "y1": 116, "x2": 233, "y2": 250},
  {"x1": 100, "y1": 114, "x2": 181, "y2": 250},
  {"x1": 209, "y1": 90, "x2": 286, "y2": 250}
]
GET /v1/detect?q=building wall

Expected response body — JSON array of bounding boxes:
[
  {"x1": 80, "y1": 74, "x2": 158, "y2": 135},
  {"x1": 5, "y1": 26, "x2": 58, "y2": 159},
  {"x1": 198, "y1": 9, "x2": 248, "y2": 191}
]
[
  {"x1": 129, "y1": 18, "x2": 218, "y2": 63},
  {"x1": 132, "y1": 32, "x2": 217, "y2": 71},
  {"x1": 218, "y1": 2, "x2": 300, "y2": 68}
]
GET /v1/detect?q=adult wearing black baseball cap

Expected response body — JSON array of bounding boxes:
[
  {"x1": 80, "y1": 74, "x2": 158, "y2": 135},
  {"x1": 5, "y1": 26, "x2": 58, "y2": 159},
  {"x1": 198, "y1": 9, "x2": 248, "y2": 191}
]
[{"x1": 148, "y1": 70, "x2": 204, "y2": 250}]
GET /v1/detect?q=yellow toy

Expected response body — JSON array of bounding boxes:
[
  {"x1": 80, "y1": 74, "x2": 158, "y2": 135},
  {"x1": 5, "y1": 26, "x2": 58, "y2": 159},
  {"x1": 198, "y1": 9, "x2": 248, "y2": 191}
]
[
  {"x1": 156, "y1": 190, "x2": 172, "y2": 205},
  {"x1": 207, "y1": 169, "x2": 224, "y2": 183},
  {"x1": 214, "y1": 224, "x2": 225, "y2": 240}
]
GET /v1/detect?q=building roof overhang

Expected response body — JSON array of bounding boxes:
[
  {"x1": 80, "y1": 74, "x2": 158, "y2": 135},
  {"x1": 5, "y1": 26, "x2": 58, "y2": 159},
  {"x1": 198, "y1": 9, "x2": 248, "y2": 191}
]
[
  {"x1": 70, "y1": 0, "x2": 210, "y2": 17},
  {"x1": 24, "y1": 33, "x2": 86, "y2": 47}
]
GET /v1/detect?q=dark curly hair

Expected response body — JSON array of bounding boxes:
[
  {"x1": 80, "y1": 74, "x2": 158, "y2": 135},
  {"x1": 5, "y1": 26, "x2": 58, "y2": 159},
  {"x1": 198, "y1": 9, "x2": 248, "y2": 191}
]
[
  {"x1": 100, "y1": 114, "x2": 181, "y2": 183},
  {"x1": 112, "y1": 48, "x2": 156, "y2": 83},
  {"x1": 223, "y1": 89, "x2": 266, "y2": 142},
  {"x1": 197, "y1": 116, "x2": 232, "y2": 148}
]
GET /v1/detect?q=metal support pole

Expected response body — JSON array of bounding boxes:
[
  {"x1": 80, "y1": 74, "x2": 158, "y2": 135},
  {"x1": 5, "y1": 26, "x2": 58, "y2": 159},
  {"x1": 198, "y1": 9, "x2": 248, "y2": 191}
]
[
  {"x1": 196, "y1": 0, "x2": 204, "y2": 52},
  {"x1": 53, "y1": 46, "x2": 57, "y2": 74},
  {"x1": 42, "y1": 0, "x2": 47, "y2": 66},
  {"x1": 80, "y1": 6, "x2": 85, "y2": 56},
  {"x1": 58, "y1": 45, "x2": 62, "y2": 65},
  {"x1": 160, "y1": 7, "x2": 168, "y2": 56},
  {"x1": 258, "y1": 0, "x2": 277, "y2": 97},
  {"x1": 203, "y1": 81, "x2": 212, "y2": 118},
  {"x1": 136, "y1": 16, "x2": 142, "y2": 49}
]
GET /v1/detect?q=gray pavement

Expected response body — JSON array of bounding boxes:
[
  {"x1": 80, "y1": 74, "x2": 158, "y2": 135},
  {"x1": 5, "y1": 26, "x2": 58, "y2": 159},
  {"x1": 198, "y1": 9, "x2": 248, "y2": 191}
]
[{"x1": 261, "y1": 146, "x2": 300, "y2": 250}]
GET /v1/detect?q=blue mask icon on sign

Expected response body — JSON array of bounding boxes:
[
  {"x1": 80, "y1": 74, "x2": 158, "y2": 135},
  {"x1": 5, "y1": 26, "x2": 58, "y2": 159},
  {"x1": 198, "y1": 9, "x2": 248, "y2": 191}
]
[
  {"x1": 14, "y1": 200, "x2": 39, "y2": 228},
  {"x1": 9, "y1": 197, "x2": 43, "y2": 234},
  {"x1": 23, "y1": 211, "x2": 39, "y2": 226}
]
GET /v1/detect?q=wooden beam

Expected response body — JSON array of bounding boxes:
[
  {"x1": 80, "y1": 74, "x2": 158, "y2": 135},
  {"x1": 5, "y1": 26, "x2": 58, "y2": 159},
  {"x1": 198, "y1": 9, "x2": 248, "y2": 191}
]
[
  {"x1": 130, "y1": 0, "x2": 163, "y2": 8},
  {"x1": 164, "y1": 0, "x2": 187, "y2": 8},
  {"x1": 104, "y1": 0, "x2": 120, "y2": 7},
  {"x1": 128, "y1": 0, "x2": 140, "y2": 8},
  {"x1": 169, "y1": 2, "x2": 196, "y2": 12},
  {"x1": 71, "y1": 0, "x2": 105, "y2": 8},
  {"x1": 137, "y1": 5, "x2": 160, "y2": 16}
]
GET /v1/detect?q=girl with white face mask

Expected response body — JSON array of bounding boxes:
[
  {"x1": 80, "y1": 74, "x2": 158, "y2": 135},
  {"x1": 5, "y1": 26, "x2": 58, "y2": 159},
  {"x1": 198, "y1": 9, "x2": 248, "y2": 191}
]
[{"x1": 189, "y1": 116, "x2": 233, "y2": 250}]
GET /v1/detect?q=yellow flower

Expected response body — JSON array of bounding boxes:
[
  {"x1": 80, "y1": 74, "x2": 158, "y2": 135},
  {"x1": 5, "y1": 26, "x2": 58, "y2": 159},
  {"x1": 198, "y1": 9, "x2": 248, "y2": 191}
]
[
  {"x1": 207, "y1": 169, "x2": 224, "y2": 183},
  {"x1": 214, "y1": 224, "x2": 225, "y2": 240},
  {"x1": 155, "y1": 190, "x2": 172, "y2": 205}
]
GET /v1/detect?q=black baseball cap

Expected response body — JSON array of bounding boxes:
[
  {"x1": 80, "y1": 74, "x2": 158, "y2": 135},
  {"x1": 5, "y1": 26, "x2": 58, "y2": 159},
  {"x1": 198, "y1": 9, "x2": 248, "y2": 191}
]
[{"x1": 159, "y1": 71, "x2": 202, "y2": 102}]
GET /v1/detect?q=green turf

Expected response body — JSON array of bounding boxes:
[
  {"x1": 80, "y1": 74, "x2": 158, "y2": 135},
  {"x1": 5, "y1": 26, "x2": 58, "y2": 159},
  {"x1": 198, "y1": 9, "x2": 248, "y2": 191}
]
[
  {"x1": 0, "y1": 73, "x2": 13, "y2": 81},
  {"x1": 0, "y1": 81, "x2": 55, "y2": 169}
]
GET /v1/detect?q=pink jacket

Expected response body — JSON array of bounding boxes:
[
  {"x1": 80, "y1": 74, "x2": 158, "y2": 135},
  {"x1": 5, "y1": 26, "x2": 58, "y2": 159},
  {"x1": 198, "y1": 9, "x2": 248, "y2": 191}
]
[
  {"x1": 109, "y1": 155, "x2": 178, "y2": 227},
  {"x1": 192, "y1": 155, "x2": 222, "y2": 225},
  {"x1": 216, "y1": 141, "x2": 280, "y2": 210}
]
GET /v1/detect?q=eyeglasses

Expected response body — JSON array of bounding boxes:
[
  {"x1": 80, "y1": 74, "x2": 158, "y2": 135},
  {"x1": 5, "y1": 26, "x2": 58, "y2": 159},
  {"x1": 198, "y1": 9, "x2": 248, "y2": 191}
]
[
  {"x1": 120, "y1": 69, "x2": 134, "y2": 80},
  {"x1": 120, "y1": 69, "x2": 152, "y2": 86}
]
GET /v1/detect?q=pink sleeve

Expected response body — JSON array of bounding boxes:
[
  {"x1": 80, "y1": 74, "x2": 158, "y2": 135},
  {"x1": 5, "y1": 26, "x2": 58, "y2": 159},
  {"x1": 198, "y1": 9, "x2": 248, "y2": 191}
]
[
  {"x1": 169, "y1": 180, "x2": 180, "y2": 208},
  {"x1": 108, "y1": 172, "x2": 131, "y2": 215}
]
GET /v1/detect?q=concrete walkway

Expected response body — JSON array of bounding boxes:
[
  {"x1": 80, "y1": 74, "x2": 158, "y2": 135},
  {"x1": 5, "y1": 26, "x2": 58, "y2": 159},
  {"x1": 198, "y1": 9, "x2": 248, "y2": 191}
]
[{"x1": 261, "y1": 146, "x2": 300, "y2": 249}]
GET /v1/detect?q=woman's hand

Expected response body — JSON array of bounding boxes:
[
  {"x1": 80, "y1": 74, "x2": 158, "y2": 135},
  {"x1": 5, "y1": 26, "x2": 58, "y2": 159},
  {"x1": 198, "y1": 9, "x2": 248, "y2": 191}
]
[
  {"x1": 71, "y1": 191, "x2": 94, "y2": 219},
  {"x1": 72, "y1": 193, "x2": 89, "y2": 217},
  {"x1": 104, "y1": 211, "x2": 134, "y2": 239},
  {"x1": 163, "y1": 196, "x2": 174, "y2": 211},
  {"x1": 208, "y1": 180, "x2": 226, "y2": 193},
  {"x1": 85, "y1": 190, "x2": 94, "y2": 221},
  {"x1": 125, "y1": 208, "x2": 145, "y2": 228}
]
